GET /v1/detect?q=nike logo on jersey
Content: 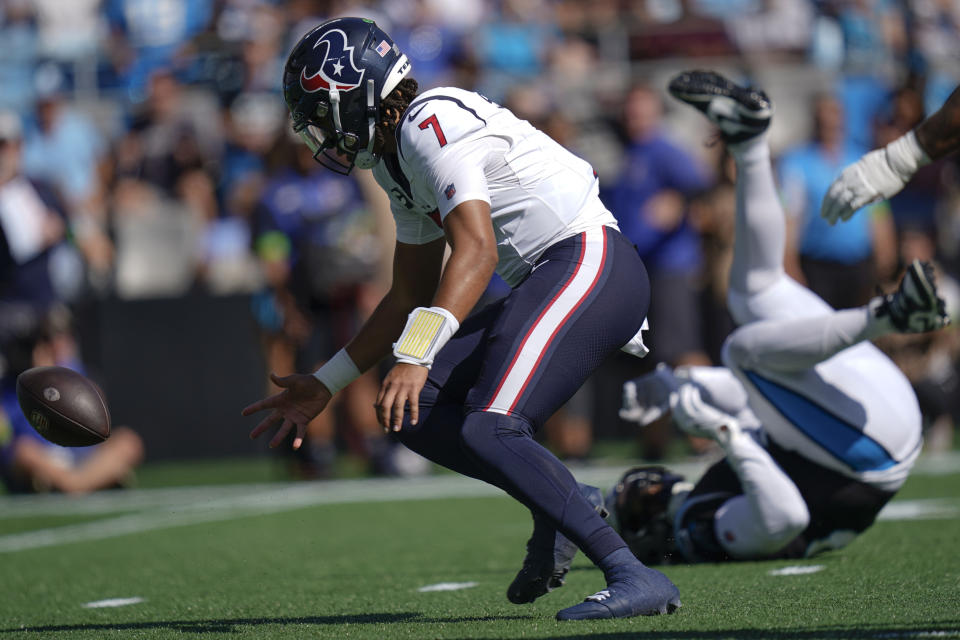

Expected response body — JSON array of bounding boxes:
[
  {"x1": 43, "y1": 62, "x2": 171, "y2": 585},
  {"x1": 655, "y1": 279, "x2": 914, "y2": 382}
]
[{"x1": 407, "y1": 104, "x2": 428, "y2": 122}]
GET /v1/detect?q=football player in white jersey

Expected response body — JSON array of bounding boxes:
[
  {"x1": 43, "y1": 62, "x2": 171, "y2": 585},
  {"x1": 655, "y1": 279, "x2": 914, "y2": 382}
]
[
  {"x1": 242, "y1": 17, "x2": 680, "y2": 620},
  {"x1": 614, "y1": 71, "x2": 949, "y2": 564}
]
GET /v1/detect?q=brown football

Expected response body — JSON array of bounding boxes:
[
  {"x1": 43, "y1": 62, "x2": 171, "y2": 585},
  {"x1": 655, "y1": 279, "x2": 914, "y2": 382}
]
[{"x1": 16, "y1": 366, "x2": 111, "y2": 447}]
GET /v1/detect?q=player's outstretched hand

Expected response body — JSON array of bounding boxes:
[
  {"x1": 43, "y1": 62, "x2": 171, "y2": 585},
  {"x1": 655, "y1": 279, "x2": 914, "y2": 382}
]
[
  {"x1": 242, "y1": 373, "x2": 332, "y2": 449},
  {"x1": 821, "y1": 148, "x2": 909, "y2": 225},
  {"x1": 619, "y1": 363, "x2": 680, "y2": 427}
]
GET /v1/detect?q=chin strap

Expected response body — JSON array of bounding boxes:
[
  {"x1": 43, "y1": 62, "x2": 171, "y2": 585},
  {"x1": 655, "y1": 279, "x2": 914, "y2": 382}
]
[{"x1": 328, "y1": 87, "x2": 342, "y2": 131}]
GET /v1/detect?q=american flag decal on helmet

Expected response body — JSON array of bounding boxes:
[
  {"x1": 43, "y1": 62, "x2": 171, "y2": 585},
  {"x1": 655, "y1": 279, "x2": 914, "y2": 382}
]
[{"x1": 375, "y1": 40, "x2": 391, "y2": 57}]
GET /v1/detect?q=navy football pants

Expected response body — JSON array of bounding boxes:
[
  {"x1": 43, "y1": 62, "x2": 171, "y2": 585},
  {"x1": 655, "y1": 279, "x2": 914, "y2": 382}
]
[{"x1": 395, "y1": 225, "x2": 650, "y2": 564}]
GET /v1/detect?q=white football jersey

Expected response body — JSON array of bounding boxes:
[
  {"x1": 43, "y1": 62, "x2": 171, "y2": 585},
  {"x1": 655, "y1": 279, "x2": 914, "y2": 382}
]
[
  {"x1": 724, "y1": 279, "x2": 923, "y2": 492},
  {"x1": 371, "y1": 87, "x2": 618, "y2": 287}
]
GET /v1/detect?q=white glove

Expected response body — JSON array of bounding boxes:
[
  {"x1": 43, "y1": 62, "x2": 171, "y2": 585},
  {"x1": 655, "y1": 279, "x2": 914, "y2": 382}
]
[
  {"x1": 821, "y1": 130, "x2": 929, "y2": 225},
  {"x1": 669, "y1": 384, "x2": 741, "y2": 446},
  {"x1": 618, "y1": 363, "x2": 679, "y2": 426}
]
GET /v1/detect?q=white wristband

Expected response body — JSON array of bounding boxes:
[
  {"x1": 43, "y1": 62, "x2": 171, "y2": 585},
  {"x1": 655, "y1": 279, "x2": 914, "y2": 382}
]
[
  {"x1": 312, "y1": 348, "x2": 361, "y2": 395},
  {"x1": 886, "y1": 129, "x2": 930, "y2": 182},
  {"x1": 392, "y1": 306, "x2": 459, "y2": 369}
]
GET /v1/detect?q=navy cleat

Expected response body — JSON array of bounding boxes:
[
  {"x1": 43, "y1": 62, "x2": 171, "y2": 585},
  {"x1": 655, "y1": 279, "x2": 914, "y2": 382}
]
[
  {"x1": 507, "y1": 483, "x2": 608, "y2": 604},
  {"x1": 555, "y1": 565, "x2": 681, "y2": 621},
  {"x1": 668, "y1": 70, "x2": 772, "y2": 144},
  {"x1": 874, "y1": 259, "x2": 950, "y2": 334}
]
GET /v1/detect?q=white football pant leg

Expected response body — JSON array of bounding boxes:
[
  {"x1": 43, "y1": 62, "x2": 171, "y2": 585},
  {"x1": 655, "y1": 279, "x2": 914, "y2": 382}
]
[
  {"x1": 723, "y1": 306, "x2": 883, "y2": 373},
  {"x1": 728, "y1": 136, "x2": 786, "y2": 300}
]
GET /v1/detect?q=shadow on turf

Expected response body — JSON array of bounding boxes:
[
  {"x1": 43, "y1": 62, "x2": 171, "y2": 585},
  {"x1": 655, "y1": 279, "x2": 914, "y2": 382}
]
[
  {"x1": 461, "y1": 623, "x2": 960, "y2": 640},
  {"x1": 0, "y1": 613, "x2": 535, "y2": 634},
  {"x1": 3, "y1": 617, "x2": 960, "y2": 638}
]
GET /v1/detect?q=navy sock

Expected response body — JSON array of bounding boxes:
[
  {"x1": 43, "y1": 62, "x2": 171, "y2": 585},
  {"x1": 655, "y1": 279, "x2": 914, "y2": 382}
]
[{"x1": 597, "y1": 546, "x2": 644, "y2": 582}]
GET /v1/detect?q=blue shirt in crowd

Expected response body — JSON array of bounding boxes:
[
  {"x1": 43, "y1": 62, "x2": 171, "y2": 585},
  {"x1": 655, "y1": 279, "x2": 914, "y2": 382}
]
[
  {"x1": 778, "y1": 142, "x2": 877, "y2": 264},
  {"x1": 602, "y1": 133, "x2": 710, "y2": 273}
]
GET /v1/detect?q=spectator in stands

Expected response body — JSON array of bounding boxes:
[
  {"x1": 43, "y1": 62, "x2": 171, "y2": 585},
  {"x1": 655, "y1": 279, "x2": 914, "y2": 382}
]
[
  {"x1": 600, "y1": 84, "x2": 713, "y2": 459},
  {"x1": 0, "y1": 303, "x2": 144, "y2": 494},
  {"x1": 603, "y1": 84, "x2": 712, "y2": 369},
  {"x1": 831, "y1": 0, "x2": 906, "y2": 150},
  {"x1": 0, "y1": 111, "x2": 84, "y2": 306},
  {"x1": 30, "y1": 0, "x2": 101, "y2": 73},
  {"x1": 0, "y1": 1, "x2": 40, "y2": 114},
  {"x1": 902, "y1": 0, "x2": 960, "y2": 114},
  {"x1": 109, "y1": 174, "x2": 201, "y2": 300},
  {"x1": 136, "y1": 69, "x2": 224, "y2": 196},
  {"x1": 199, "y1": 93, "x2": 280, "y2": 296},
  {"x1": 385, "y1": 3, "x2": 467, "y2": 91},
  {"x1": 778, "y1": 92, "x2": 896, "y2": 309},
  {"x1": 472, "y1": 0, "x2": 556, "y2": 101},
  {"x1": 103, "y1": 0, "x2": 214, "y2": 101},
  {"x1": 21, "y1": 66, "x2": 105, "y2": 208}
]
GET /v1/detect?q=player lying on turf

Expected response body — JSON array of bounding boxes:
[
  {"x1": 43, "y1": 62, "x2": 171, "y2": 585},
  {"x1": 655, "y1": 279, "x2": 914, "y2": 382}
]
[
  {"x1": 821, "y1": 82, "x2": 960, "y2": 225},
  {"x1": 241, "y1": 17, "x2": 679, "y2": 620},
  {"x1": 609, "y1": 70, "x2": 949, "y2": 564}
]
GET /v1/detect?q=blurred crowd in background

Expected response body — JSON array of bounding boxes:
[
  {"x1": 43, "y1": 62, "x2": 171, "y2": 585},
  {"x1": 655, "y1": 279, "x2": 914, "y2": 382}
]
[{"x1": 1, "y1": 0, "x2": 959, "y2": 485}]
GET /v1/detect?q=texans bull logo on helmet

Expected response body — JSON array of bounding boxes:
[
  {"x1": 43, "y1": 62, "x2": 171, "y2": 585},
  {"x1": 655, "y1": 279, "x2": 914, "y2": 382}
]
[{"x1": 300, "y1": 28, "x2": 365, "y2": 93}]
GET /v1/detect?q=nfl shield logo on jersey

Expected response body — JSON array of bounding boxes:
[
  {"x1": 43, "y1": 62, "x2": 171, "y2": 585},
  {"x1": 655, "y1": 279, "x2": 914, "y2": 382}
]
[{"x1": 444, "y1": 183, "x2": 457, "y2": 200}]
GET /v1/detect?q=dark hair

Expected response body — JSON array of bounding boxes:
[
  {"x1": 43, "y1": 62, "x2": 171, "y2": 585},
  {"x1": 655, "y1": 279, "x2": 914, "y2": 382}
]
[{"x1": 374, "y1": 77, "x2": 419, "y2": 150}]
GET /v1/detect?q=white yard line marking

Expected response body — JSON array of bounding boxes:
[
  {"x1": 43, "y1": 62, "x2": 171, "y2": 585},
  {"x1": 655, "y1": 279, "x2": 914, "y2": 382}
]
[
  {"x1": 912, "y1": 451, "x2": 960, "y2": 476},
  {"x1": 0, "y1": 455, "x2": 957, "y2": 554},
  {"x1": 0, "y1": 462, "x2": 707, "y2": 519},
  {"x1": 0, "y1": 480, "x2": 501, "y2": 553},
  {"x1": 877, "y1": 499, "x2": 960, "y2": 521},
  {"x1": 768, "y1": 565, "x2": 825, "y2": 576},
  {"x1": 418, "y1": 582, "x2": 478, "y2": 592},
  {"x1": 82, "y1": 597, "x2": 144, "y2": 608},
  {"x1": 872, "y1": 632, "x2": 960, "y2": 638}
]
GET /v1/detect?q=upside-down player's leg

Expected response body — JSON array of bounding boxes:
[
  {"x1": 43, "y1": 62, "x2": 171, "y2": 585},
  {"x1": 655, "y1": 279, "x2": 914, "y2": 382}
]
[
  {"x1": 671, "y1": 71, "x2": 948, "y2": 372},
  {"x1": 669, "y1": 70, "x2": 937, "y2": 493},
  {"x1": 725, "y1": 133, "x2": 837, "y2": 325}
]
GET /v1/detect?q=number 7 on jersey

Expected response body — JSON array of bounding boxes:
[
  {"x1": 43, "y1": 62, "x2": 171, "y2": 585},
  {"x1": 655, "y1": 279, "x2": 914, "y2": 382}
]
[{"x1": 418, "y1": 114, "x2": 447, "y2": 147}]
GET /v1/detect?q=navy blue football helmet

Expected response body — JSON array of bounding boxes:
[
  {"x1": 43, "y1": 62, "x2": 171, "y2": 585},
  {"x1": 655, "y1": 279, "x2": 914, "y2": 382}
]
[
  {"x1": 283, "y1": 17, "x2": 411, "y2": 174},
  {"x1": 607, "y1": 466, "x2": 690, "y2": 565}
]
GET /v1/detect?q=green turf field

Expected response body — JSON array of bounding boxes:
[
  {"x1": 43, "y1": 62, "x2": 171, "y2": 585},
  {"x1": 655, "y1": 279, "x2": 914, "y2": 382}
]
[{"x1": 1, "y1": 454, "x2": 959, "y2": 639}]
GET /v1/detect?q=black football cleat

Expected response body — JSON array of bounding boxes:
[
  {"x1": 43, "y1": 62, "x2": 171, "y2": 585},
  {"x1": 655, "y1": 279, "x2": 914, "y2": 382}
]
[
  {"x1": 507, "y1": 483, "x2": 608, "y2": 604},
  {"x1": 555, "y1": 564, "x2": 681, "y2": 621},
  {"x1": 668, "y1": 70, "x2": 772, "y2": 144},
  {"x1": 874, "y1": 259, "x2": 950, "y2": 333}
]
